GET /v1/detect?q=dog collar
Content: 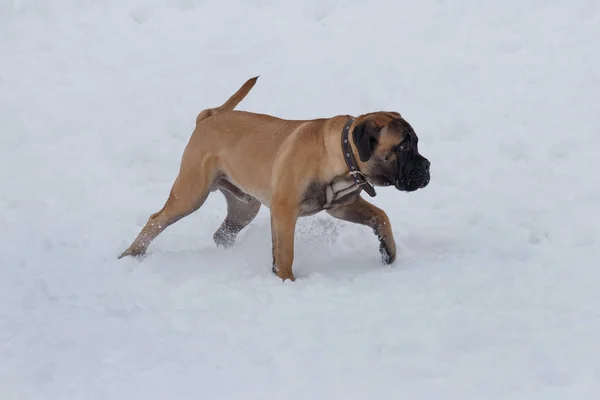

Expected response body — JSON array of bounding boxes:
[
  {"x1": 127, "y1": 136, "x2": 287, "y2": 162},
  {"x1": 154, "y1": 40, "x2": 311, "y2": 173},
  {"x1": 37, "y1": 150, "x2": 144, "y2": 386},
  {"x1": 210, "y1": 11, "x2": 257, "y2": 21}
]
[{"x1": 341, "y1": 117, "x2": 377, "y2": 197}]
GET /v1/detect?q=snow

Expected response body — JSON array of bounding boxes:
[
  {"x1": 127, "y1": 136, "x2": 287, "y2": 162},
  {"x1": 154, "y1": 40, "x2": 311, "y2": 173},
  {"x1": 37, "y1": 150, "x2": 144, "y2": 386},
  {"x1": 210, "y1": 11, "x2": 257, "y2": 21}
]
[{"x1": 2, "y1": 0, "x2": 600, "y2": 398}]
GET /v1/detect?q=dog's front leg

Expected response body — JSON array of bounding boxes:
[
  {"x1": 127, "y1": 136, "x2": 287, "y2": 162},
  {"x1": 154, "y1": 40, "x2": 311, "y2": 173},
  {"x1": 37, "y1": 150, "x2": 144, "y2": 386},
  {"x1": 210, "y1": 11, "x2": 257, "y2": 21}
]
[
  {"x1": 327, "y1": 197, "x2": 396, "y2": 265},
  {"x1": 270, "y1": 195, "x2": 299, "y2": 281}
]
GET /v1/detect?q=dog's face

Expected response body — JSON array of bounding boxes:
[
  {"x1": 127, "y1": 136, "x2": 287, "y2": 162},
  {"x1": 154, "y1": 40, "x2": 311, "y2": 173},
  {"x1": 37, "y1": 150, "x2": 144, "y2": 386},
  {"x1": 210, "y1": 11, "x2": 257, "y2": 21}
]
[{"x1": 352, "y1": 112, "x2": 430, "y2": 192}]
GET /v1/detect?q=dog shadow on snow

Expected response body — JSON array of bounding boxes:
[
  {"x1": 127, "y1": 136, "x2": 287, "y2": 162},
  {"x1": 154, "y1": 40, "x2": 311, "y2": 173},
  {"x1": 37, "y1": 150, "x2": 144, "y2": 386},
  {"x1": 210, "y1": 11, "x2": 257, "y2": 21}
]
[{"x1": 133, "y1": 213, "x2": 455, "y2": 284}]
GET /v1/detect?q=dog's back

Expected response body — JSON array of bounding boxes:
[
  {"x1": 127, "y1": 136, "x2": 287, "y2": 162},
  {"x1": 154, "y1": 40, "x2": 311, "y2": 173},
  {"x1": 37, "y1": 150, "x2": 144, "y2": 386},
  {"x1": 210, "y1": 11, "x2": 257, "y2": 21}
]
[{"x1": 191, "y1": 77, "x2": 315, "y2": 152}]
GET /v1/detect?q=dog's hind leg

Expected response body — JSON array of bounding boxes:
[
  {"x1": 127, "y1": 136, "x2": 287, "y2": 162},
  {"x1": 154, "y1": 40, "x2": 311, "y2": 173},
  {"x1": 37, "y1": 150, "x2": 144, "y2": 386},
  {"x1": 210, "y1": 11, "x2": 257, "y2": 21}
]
[
  {"x1": 213, "y1": 189, "x2": 261, "y2": 248},
  {"x1": 118, "y1": 154, "x2": 218, "y2": 259}
]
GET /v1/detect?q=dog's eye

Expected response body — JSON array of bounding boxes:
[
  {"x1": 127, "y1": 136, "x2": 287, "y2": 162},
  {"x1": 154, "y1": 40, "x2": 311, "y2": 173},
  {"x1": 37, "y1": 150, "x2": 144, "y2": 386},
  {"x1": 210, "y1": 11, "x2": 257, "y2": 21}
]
[{"x1": 392, "y1": 140, "x2": 410, "y2": 153}]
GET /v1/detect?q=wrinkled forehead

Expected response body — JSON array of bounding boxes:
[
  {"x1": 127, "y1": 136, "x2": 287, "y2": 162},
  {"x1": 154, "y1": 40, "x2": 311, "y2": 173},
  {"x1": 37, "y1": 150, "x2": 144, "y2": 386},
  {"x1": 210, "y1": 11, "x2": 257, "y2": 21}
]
[{"x1": 379, "y1": 116, "x2": 416, "y2": 144}]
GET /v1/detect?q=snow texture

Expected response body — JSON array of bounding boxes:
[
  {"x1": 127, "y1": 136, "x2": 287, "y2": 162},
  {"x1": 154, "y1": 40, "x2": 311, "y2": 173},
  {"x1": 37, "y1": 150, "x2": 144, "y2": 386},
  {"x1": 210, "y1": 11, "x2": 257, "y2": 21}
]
[{"x1": 2, "y1": 0, "x2": 600, "y2": 398}]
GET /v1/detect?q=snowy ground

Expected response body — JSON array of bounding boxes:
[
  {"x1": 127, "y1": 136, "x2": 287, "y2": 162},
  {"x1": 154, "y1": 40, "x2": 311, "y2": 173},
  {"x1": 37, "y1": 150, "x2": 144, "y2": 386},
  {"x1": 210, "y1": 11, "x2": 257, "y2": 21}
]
[{"x1": 2, "y1": 0, "x2": 600, "y2": 398}]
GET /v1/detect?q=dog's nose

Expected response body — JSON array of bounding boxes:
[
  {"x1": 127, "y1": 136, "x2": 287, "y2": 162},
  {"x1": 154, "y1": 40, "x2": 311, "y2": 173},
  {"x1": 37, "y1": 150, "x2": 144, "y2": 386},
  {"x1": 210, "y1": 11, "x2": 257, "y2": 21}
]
[{"x1": 421, "y1": 159, "x2": 430, "y2": 171}]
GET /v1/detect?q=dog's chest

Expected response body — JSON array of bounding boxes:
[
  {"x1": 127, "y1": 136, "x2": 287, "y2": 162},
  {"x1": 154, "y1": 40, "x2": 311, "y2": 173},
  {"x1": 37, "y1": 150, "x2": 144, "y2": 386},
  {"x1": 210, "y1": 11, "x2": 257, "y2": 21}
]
[{"x1": 300, "y1": 176, "x2": 361, "y2": 216}]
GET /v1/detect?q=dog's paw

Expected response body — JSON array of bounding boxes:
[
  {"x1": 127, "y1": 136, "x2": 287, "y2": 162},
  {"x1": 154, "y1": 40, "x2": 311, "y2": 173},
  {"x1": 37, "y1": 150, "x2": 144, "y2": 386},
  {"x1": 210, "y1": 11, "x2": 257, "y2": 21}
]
[
  {"x1": 213, "y1": 229, "x2": 236, "y2": 248},
  {"x1": 117, "y1": 248, "x2": 147, "y2": 260},
  {"x1": 379, "y1": 240, "x2": 396, "y2": 265},
  {"x1": 272, "y1": 264, "x2": 295, "y2": 281},
  {"x1": 276, "y1": 271, "x2": 296, "y2": 282}
]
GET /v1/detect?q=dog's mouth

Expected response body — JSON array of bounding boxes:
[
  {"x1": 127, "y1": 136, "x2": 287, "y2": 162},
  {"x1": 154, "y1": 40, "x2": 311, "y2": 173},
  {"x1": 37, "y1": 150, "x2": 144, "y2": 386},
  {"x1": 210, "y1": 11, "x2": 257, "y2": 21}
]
[
  {"x1": 369, "y1": 156, "x2": 431, "y2": 192},
  {"x1": 394, "y1": 169, "x2": 430, "y2": 192}
]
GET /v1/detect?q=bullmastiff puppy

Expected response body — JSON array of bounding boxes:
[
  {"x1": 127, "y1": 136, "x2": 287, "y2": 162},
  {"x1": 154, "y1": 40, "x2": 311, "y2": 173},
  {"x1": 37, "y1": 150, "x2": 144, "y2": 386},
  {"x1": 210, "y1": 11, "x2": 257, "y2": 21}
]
[{"x1": 119, "y1": 77, "x2": 431, "y2": 281}]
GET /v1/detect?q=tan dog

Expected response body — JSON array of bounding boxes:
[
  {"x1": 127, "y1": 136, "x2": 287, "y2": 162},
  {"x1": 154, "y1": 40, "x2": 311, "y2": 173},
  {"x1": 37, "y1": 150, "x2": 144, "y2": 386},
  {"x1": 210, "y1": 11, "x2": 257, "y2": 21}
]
[{"x1": 119, "y1": 77, "x2": 431, "y2": 281}]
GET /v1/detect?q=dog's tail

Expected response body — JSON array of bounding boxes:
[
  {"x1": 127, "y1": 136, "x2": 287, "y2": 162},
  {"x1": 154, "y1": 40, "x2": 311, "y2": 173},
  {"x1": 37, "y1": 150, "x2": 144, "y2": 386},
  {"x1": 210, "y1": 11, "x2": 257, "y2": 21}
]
[{"x1": 196, "y1": 76, "x2": 259, "y2": 125}]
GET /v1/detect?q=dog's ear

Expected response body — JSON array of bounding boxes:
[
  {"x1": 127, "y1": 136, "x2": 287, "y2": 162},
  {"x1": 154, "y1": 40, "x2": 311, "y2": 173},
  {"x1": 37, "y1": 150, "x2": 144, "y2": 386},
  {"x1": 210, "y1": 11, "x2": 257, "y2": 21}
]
[{"x1": 352, "y1": 120, "x2": 381, "y2": 162}]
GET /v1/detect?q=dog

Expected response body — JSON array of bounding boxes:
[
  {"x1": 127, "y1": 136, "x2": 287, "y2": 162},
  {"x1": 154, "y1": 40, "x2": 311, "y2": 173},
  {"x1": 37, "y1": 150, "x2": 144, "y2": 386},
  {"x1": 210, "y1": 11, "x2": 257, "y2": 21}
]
[{"x1": 118, "y1": 77, "x2": 431, "y2": 281}]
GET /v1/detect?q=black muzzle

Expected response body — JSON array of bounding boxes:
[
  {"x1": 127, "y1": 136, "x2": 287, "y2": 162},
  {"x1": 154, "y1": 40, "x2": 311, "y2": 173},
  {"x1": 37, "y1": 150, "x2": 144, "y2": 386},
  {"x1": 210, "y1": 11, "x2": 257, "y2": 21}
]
[{"x1": 395, "y1": 155, "x2": 430, "y2": 192}]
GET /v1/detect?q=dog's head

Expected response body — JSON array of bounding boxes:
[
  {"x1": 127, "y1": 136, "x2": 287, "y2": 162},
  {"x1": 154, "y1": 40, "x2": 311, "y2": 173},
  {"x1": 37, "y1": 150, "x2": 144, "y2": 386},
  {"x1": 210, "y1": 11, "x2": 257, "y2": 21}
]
[{"x1": 352, "y1": 112, "x2": 430, "y2": 192}]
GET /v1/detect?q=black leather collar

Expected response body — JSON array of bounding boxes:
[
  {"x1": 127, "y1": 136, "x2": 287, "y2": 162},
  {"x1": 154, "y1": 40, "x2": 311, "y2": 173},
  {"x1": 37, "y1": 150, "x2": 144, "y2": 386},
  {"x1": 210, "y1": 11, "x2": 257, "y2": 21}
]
[{"x1": 341, "y1": 117, "x2": 376, "y2": 197}]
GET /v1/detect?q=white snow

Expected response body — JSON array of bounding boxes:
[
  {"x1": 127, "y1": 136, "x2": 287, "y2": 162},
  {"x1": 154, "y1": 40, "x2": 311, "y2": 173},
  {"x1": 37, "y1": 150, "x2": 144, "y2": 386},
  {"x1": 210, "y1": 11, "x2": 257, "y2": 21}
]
[{"x1": 2, "y1": 0, "x2": 600, "y2": 398}]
